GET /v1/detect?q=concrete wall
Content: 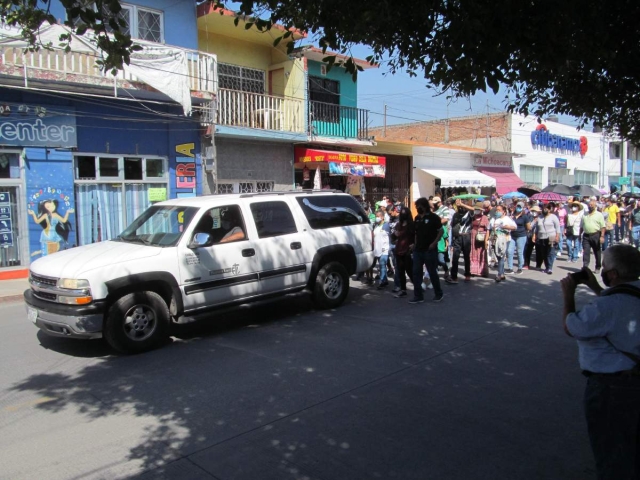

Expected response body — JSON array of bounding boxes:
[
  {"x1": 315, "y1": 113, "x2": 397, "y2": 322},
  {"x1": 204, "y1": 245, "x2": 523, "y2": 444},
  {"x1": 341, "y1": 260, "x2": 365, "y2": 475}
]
[
  {"x1": 215, "y1": 138, "x2": 293, "y2": 190},
  {"x1": 411, "y1": 146, "x2": 475, "y2": 200},
  {"x1": 49, "y1": 0, "x2": 198, "y2": 50}
]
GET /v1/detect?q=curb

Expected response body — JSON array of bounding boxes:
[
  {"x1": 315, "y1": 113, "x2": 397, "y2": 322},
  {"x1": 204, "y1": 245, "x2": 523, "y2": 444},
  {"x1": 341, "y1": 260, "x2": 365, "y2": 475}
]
[{"x1": 0, "y1": 295, "x2": 25, "y2": 304}]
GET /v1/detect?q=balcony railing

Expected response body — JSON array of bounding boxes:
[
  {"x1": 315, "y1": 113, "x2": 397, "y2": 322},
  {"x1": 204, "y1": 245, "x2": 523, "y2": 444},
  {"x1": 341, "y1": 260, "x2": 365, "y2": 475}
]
[
  {"x1": 309, "y1": 101, "x2": 370, "y2": 140},
  {"x1": 0, "y1": 46, "x2": 217, "y2": 95},
  {"x1": 216, "y1": 88, "x2": 305, "y2": 133}
]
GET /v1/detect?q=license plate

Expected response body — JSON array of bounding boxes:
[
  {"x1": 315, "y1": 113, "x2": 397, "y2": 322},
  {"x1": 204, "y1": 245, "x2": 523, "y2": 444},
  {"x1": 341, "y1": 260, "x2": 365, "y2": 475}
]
[{"x1": 27, "y1": 307, "x2": 38, "y2": 324}]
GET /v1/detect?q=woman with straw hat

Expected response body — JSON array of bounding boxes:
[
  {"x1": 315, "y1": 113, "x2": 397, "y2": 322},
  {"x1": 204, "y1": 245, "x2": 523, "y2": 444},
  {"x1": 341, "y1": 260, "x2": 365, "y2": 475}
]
[{"x1": 565, "y1": 201, "x2": 584, "y2": 263}]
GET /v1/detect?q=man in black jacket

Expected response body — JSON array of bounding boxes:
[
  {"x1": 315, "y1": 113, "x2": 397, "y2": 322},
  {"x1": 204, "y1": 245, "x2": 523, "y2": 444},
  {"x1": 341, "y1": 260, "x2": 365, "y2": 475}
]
[
  {"x1": 410, "y1": 197, "x2": 444, "y2": 303},
  {"x1": 449, "y1": 198, "x2": 474, "y2": 283}
]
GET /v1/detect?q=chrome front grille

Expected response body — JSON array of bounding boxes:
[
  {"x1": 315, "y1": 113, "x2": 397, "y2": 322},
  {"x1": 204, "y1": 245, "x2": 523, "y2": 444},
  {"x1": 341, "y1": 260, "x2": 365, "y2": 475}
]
[
  {"x1": 31, "y1": 273, "x2": 58, "y2": 287},
  {"x1": 30, "y1": 272, "x2": 61, "y2": 303},
  {"x1": 34, "y1": 291, "x2": 57, "y2": 301}
]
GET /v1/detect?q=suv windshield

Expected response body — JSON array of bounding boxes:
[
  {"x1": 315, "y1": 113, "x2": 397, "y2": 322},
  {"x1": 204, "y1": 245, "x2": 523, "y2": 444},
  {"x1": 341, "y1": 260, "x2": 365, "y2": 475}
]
[{"x1": 115, "y1": 205, "x2": 198, "y2": 247}]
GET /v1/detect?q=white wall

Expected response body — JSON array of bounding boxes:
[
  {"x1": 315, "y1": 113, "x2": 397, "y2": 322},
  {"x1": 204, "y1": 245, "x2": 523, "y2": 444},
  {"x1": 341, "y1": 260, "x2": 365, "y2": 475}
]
[
  {"x1": 510, "y1": 114, "x2": 609, "y2": 187},
  {"x1": 411, "y1": 146, "x2": 475, "y2": 200}
]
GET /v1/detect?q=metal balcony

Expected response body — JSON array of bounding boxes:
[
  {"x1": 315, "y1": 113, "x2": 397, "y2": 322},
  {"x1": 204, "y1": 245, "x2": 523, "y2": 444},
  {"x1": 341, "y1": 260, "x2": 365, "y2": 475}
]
[
  {"x1": 308, "y1": 101, "x2": 370, "y2": 140},
  {"x1": 216, "y1": 88, "x2": 305, "y2": 133}
]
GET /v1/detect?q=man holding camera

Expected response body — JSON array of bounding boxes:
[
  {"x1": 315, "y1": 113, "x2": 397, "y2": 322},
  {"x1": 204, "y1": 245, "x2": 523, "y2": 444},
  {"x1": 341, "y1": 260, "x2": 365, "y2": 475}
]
[{"x1": 561, "y1": 244, "x2": 640, "y2": 480}]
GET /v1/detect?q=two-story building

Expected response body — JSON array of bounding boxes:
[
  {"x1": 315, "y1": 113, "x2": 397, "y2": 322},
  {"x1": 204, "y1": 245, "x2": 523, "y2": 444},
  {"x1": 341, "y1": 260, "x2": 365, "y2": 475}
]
[
  {"x1": 0, "y1": 0, "x2": 217, "y2": 275},
  {"x1": 196, "y1": 5, "x2": 382, "y2": 197}
]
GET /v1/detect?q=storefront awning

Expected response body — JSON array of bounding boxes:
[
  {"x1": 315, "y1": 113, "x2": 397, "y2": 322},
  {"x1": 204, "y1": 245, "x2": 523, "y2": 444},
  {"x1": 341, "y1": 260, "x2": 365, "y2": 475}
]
[
  {"x1": 476, "y1": 167, "x2": 524, "y2": 195},
  {"x1": 420, "y1": 168, "x2": 496, "y2": 188},
  {"x1": 294, "y1": 147, "x2": 386, "y2": 178}
]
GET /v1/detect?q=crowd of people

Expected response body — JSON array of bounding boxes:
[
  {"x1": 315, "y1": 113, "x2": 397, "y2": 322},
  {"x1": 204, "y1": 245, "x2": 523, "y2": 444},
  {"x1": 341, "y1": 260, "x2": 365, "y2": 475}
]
[{"x1": 361, "y1": 192, "x2": 640, "y2": 303}]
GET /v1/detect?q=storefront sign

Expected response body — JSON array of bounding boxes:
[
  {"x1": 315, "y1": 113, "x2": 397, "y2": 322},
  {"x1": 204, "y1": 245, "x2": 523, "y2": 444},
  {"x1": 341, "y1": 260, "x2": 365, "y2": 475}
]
[
  {"x1": 555, "y1": 158, "x2": 567, "y2": 168},
  {"x1": 472, "y1": 156, "x2": 512, "y2": 168},
  {"x1": 619, "y1": 176, "x2": 630, "y2": 185},
  {"x1": 148, "y1": 188, "x2": 167, "y2": 202},
  {"x1": 530, "y1": 125, "x2": 587, "y2": 156},
  {"x1": 174, "y1": 143, "x2": 196, "y2": 198},
  {"x1": 0, "y1": 192, "x2": 12, "y2": 247},
  {"x1": 294, "y1": 147, "x2": 386, "y2": 178},
  {"x1": 0, "y1": 104, "x2": 77, "y2": 148}
]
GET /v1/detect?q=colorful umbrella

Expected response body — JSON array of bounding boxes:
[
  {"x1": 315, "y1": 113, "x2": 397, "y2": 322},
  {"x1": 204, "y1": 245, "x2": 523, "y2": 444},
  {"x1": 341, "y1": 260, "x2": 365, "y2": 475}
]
[
  {"x1": 542, "y1": 184, "x2": 573, "y2": 195},
  {"x1": 502, "y1": 191, "x2": 527, "y2": 199},
  {"x1": 530, "y1": 192, "x2": 568, "y2": 203},
  {"x1": 451, "y1": 194, "x2": 486, "y2": 200}
]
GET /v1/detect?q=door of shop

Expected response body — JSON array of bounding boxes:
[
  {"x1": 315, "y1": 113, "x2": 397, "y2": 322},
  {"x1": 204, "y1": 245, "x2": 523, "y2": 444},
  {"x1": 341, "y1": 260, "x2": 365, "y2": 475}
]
[{"x1": 0, "y1": 187, "x2": 24, "y2": 268}]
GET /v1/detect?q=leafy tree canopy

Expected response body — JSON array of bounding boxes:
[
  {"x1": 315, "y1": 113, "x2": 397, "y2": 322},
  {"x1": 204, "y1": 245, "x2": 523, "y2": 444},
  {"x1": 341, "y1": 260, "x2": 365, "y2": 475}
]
[{"x1": 2, "y1": 0, "x2": 640, "y2": 142}]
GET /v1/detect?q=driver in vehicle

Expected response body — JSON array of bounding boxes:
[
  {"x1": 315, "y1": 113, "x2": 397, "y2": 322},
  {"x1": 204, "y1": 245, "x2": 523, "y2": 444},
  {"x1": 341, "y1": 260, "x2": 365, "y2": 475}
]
[{"x1": 219, "y1": 209, "x2": 245, "y2": 243}]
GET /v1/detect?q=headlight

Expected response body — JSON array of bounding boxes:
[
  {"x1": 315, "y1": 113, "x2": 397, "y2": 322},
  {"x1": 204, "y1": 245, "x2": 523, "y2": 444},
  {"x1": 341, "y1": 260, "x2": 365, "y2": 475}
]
[
  {"x1": 58, "y1": 295, "x2": 93, "y2": 305},
  {"x1": 57, "y1": 278, "x2": 91, "y2": 289}
]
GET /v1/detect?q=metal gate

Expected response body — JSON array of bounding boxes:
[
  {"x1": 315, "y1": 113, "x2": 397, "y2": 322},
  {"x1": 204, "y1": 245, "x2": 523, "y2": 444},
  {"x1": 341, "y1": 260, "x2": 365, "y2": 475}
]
[{"x1": 363, "y1": 154, "x2": 411, "y2": 206}]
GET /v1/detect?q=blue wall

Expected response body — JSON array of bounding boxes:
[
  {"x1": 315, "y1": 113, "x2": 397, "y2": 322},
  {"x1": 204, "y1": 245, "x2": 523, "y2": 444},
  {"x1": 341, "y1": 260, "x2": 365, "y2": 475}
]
[
  {"x1": 48, "y1": 0, "x2": 198, "y2": 50},
  {"x1": 307, "y1": 60, "x2": 357, "y2": 108}
]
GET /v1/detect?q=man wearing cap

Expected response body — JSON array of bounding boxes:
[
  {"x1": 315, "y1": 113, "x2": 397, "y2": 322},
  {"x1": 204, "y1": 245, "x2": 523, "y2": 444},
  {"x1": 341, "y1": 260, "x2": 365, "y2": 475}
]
[{"x1": 581, "y1": 199, "x2": 607, "y2": 273}]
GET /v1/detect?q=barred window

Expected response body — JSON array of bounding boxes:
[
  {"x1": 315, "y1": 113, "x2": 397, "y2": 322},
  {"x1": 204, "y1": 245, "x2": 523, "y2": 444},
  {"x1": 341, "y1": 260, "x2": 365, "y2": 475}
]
[{"x1": 219, "y1": 63, "x2": 265, "y2": 93}]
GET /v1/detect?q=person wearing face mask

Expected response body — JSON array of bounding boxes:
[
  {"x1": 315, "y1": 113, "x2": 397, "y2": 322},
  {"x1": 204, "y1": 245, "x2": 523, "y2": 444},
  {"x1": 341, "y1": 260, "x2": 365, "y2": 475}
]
[
  {"x1": 581, "y1": 199, "x2": 607, "y2": 273},
  {"x1": 449, "y1": 198, "x2": 474, "y2": 283},
  {"x1": 489, "y1": 204, "x2": 516, "y2": 282},
  {"x1": 409, "y1": 197, "x2": 444, "y2": 303},
  {"x1": 565, "y1": 202, "x2": 585, "y2": 263},
  {"x1": 523, "y1": 204, "x2": 541, "y2": 269},
  {"x1": 509, "y1": 201, "x2": 532, "y2": 274},
  {"x1": 532, "y1": 202, "x2": 561, "y2": 274},
  {"x1": 219, "y1": 209, "x2": 246, "y2": 244},
  {"x1": 372, "y1": 211, "x2": 391, "y2": 289},
  {"x1": 561, "y1": 244, "x2": 640, "y2": 480},
  {"x1": 470, "y1": 201, "x2": 490, "y2": 278},
  {"x1": 392, "y1": 207, "x2": 414, "y2": 297}
]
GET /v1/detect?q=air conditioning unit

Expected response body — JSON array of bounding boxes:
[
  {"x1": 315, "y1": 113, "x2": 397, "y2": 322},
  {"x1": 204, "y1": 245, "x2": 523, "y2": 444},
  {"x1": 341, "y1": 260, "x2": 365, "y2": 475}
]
[{"x1": 320, "y1": 64, "x2": 327, "y2": 76}]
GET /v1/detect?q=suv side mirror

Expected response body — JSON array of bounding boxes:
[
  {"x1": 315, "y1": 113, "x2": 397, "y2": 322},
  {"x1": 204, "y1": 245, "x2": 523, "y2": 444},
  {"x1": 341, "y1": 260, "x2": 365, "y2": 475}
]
[{"x1": 189, "y1": 232, "x2": 211, "y2": 248}]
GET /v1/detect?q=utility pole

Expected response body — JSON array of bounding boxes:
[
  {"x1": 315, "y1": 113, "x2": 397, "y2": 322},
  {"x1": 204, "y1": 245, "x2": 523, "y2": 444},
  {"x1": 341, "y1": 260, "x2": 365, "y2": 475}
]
[
  {"x1": 383, "y1": 103, "x2": 387, "y2": 137},
  {"x1": 621, "y1": 141, "x2": 628, "y2": 193}
]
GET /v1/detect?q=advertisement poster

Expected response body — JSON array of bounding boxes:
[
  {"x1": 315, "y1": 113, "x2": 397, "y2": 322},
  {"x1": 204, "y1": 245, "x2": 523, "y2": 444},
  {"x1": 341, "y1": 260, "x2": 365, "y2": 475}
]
[{"x1": 24, "y1": 148, "x2": 76, "y2": 258}]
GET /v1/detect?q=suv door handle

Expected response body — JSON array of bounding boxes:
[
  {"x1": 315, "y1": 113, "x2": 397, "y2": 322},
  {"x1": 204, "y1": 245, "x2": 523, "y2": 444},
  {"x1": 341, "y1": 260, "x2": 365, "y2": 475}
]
[
  {"x1": 290, "y1": 242, "x2": 301, "y2": 250},
  {"x1": 242, "y1": 248, "x2": 255, "y2": 257}
]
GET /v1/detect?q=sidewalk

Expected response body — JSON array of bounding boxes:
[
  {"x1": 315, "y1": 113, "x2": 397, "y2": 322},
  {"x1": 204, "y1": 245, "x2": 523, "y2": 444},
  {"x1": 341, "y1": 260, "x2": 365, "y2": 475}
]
[{"x1": 0, "y1": 278, "x2": 29, "y2": 303}]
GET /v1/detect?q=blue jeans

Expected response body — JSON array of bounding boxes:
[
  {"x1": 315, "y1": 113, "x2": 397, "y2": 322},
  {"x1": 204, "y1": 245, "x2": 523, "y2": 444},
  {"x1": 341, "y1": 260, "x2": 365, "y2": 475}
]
[
  {"x1": 377, "y1": 254, "x2": 389, "y2": 283},
  {"x1": 413, "y1": 249, "x2": 442, "y2": 298},
  {"x1": 603, "y1": 229, "x2": 614, "y2": 250},
  {"x1": 557, "y1": 230, "x2": 565, "y2": 255},
  {"x1": 566, "y1": 234, "x2": 581, "y2": 261},
  {"x1": 547, "y1": 242, "x2": 558, "y2": 270},
  {"x1": 506, "y1": 238, "x2": 516, "y2": 270},
  {"x1": 513, "y1": 236, "x2": 527, "y2": 270},
  {"x1": 496, "y1": 252, "x2": 505, "y2": 277},
  {"x1": 632, "y1": 226, "x2": 640, "y2": 249}
]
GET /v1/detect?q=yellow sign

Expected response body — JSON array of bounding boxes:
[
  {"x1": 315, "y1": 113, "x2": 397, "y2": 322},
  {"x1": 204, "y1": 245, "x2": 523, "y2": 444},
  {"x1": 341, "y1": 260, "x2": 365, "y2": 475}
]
[{"x1": 148, "y1": 188, "x2": 167, "y2": 202}]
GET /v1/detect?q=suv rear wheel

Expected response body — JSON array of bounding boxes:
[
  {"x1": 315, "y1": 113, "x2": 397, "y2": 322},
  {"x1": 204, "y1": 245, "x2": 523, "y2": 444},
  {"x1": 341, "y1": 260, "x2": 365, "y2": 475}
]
[
  {"x1": 312, "y1": 261, "x2": 349, "y2": 309},
  {"x1": 104, "y1": 291, "x2": 170, "y2": 353}
]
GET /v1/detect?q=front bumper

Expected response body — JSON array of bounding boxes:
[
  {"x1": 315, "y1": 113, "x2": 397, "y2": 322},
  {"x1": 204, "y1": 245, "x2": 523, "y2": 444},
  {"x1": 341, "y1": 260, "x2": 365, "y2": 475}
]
[{"x1": 24, "y1": 290, "x2": 106, "y2": 339}]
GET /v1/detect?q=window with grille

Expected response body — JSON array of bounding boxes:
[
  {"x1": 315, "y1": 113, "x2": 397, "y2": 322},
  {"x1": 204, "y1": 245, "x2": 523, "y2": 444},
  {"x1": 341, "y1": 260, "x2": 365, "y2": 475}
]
[
  {"x1": 309, "y1": 76, "x2": 340, "y2": 123},
  {"x1": 519, "y1": 165, "x2": 543, "y2": 188},
  {"x1": 216, "y1": 181, "x2": 274, "y2": 194},
  {"x1": 97, "y1": 3, "x2": 163, "y2": 43},
  {"x1": 239, "y1": 182, "x2": 255, "y2": 194},
  {"x1": 256, "y1": 181, "x2": 274, "y2": 192},
  {"x1": 548, "y1": 168, "x2": 569, "y2": 185},
  {"x1": 216, "y1": 183, "x2": 234, "y2": 194},
  {"x1": 219, "y1": 64, "x2": 265, "y2": 93},
  {"x1": 575, "y1": 170, "x2": 598, "y2": 185}
]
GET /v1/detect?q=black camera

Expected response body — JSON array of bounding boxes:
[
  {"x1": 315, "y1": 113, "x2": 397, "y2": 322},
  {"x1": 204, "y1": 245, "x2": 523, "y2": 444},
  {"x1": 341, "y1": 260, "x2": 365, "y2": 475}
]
[{"x1": 570, "y1": 268, "x2": 590, "y2": 284}]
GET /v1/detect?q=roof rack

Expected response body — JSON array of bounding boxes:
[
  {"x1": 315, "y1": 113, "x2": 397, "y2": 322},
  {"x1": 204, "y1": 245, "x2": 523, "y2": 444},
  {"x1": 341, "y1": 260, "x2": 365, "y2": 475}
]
[{"x1": 239, "y1": 189, "x2": 343, "y2": 198}]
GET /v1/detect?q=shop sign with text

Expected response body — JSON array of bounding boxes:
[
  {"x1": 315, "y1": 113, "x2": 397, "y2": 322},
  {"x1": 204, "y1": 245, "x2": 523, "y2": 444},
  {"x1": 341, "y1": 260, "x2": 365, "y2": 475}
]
[
  {"x1": 295, "y1": 147, "x2": 386, "y2": 178},
  {"x1": 530, "y1": 125, "x2": 587, "y2": 156},
  {"x1": 0, "y1": 104, "x2": 77, "y2": 148},
  {"x1": 472, "y1": 156, "x2": 512, "y2": 168}
]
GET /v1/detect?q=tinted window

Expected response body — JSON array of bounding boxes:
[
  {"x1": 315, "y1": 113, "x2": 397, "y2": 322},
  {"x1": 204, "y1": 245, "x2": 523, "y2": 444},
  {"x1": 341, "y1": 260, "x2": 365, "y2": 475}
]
[
  {"x1": 251, "y1": 201, "x2": 297, "y2": 238},
  {"x1": 296, "y1": 195, "x2": 368, "y2": 230},
  {"x1": 193, "y1": 205, "x2": 246, "y2": 244}
]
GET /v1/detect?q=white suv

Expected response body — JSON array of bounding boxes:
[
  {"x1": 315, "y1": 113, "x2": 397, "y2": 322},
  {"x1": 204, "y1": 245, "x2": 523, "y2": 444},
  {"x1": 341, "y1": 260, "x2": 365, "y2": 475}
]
[{"x1": 25, "y1": 191, "x2": 374, "y2": 353}]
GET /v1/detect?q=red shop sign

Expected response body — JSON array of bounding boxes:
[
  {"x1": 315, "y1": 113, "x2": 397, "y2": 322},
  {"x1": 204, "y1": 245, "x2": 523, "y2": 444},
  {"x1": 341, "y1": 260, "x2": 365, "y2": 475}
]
[{"x1": 294, "y1": 147, "x2": 386, "y2": 167}]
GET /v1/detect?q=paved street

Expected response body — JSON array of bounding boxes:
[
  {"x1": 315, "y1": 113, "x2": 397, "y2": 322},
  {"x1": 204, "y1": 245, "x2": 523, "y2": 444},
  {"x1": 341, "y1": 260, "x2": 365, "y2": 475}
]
[{"x1": 0, "y1": 264, "x2": 596, "y2": 480}]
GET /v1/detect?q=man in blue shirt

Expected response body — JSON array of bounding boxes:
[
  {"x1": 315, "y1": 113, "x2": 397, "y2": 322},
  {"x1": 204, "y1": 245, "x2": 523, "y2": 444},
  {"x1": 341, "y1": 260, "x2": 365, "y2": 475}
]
[{"x1": 561, "y1": 244, "x2": 640, "y2": 480}]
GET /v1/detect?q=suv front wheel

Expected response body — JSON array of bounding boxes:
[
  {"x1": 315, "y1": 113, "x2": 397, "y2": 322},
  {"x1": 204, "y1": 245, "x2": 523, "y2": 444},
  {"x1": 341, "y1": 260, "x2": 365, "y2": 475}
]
[
  {"x1": 312, "y1": 261, "x2": 349, "y2": 309},
  {"x1": 104, "y1": 291, "x2": 170, "y2": 353}
]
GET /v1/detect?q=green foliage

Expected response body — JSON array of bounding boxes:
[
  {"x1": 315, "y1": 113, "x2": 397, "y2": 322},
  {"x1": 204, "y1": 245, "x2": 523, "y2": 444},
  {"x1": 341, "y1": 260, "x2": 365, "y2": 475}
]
[{"x1": 2, "y1": 0, "x2": 640, "y2": 142}]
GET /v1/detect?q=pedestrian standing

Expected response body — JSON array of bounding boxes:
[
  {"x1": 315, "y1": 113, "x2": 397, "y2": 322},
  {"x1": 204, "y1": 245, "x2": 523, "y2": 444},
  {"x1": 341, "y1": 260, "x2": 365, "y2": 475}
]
[
  {"x1": 602, "y1": 197, "x2": 620, "y2": 250},
  {"x1": 449, "y1": 198, "x2": 474, "y2": 283},
  {"x1": 555, "y1": 201, "x2": 568, "y2": 258},
  {"x1": 629, "y1": 199, "x2": 640, "y2": 249},
  {"x1": 509, "y1": 201, "x2": 531, "y2": 274},
  {"x1": 410, "y1": 197, "x2": 444, "y2": 304},
  {"x1": 490, "y1": 205, "x2": 516, "y2": 282},
  {"x1": 392, "y1": 207, "x2": 414, "y2": 298},
  {"x1": 470, "y1": 202, "x2": 490, "y2": 278},
  {"x1": 561, "y1": 245, "x2": 640, "y2": 480},
  {"x1": 581, "y1": 199, "x2": 607, "y2": 273},
  {"x1": 523, "y1": 205, "x2": 541, "y2": 269},
  {"x1": 373, "y1": 211, "x2": 391, "y2": 289},
  {"x1": 532, "y1": 203, "x2": 561, "y2": 274},
  {"x1": 565, "y1": 201, "x2": 584, "y2": 263}
]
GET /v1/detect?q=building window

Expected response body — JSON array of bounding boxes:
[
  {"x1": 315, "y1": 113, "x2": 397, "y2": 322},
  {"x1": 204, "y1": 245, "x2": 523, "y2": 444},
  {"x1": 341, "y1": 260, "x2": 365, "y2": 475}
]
[
  {"x1": 309, "y1": 76, "x2": 340, "y2": 123},
  {"x1": 218, "y1": 63, "x2": 265, "y2": 93},
  {"x1": 575, "y1": 170, "x2": 598, "y2": 186},
  {"x1": 610, "y1": 142, "x2": 621, "y2": 159},
  {"x1": 0, "y1": 152, "x2": 20, "y2": 179},
  {"x1": 519, "y1": 165, "x2": 543, "y2": 188},
  {"x1": 548, "y1": 168, "x2": 569, "y2": 185},
  {"x1": 106, "y1": 4, "x2": 163, "y2": 43},
  {"x1": 74, "y1": 155, "x2": 168, "y2": 245},
  {"x1": 216, "y1": 181, "x2": 273, "y2": 194}
]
